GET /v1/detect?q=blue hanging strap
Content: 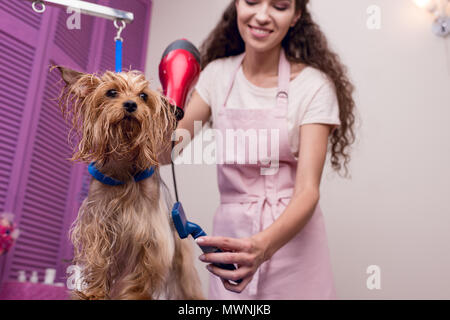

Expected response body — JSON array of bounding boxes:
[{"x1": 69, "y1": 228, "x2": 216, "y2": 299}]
[
  {"x1": 115, "y1": 39, "x2": 123, "y2": 72},
  {"x1": 114, "y1": 19, "x2": 126, "y2": 72}
]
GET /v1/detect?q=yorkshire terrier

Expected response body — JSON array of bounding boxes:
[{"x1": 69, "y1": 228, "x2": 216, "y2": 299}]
[{"x1": 53, "y1": 65, "x2": 204, "y2": 300}]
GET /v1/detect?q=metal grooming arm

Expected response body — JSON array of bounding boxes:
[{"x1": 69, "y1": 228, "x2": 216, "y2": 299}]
[{"x1": 27, "y1": 0, "x2": 134, "y2": 23}]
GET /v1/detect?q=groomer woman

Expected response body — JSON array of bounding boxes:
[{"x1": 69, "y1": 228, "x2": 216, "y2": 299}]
[{"x1": 161, "y1": 0, "x2": 356, "y2": 299}]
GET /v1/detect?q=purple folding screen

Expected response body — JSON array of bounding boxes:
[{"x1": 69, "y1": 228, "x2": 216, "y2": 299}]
[{"x1": 0, "y1": 0, "x2": 152, "y2": 285}]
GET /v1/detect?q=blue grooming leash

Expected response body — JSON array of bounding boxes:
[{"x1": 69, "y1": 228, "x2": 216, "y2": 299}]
[
  {"x1": 115, "y1": 39, "x2": 122, "y2": 72},
  {"x1": 114, "y1": 19, "x2": 126, "y2": 72}
]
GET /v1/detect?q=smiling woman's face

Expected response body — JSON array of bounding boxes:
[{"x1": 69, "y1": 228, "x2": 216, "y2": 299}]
[{"x1": 235, "y1": 0, "x2": 300, "y2": 53}]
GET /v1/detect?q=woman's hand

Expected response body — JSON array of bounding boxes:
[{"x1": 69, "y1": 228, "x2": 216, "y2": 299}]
[{"x1": 196, "y1": 235, "x2": 269, "y2": 293}]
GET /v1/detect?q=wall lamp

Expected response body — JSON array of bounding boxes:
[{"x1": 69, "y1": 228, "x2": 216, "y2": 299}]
[{"x1": 413, "y1": 0, "x2": 450, "y2": 37}]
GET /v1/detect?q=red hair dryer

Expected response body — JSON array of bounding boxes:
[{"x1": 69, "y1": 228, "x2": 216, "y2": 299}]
[{"x1": 159, "y1": 39, "x2": 201, "y2": 121}]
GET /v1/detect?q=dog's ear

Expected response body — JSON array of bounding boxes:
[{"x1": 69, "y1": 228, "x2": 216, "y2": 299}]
[
  {"x1": 51, "y1": 65, "x2": 83, "y2": 85},
  {"x1": 50, "y1": 65, "x2": 99, "y2": 97}
]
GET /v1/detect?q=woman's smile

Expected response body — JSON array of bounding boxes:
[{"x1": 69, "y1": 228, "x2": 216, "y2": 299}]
[{"x1": 248, "y1": 25, "x2": 274, "y2": 39}]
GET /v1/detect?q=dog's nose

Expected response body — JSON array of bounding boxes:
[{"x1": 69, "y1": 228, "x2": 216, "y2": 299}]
[{"x1": 123, "y1": 100, "x2": 137, "y2": 113}]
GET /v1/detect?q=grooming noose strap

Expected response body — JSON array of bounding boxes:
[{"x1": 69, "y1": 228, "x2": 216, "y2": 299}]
[{"x1": 114, "y1": 19, "x2": 126, "y2": 72}]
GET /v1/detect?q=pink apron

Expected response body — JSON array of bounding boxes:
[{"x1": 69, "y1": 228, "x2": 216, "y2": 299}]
[{"x1": 209, "y1": 49, "x2": 337, "y2": 300}]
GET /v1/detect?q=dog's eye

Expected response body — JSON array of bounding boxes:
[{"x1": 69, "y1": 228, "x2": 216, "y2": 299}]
[
  {"x1": 106, "y1": 89, "x2": 118, "y2": 98},
  {"x1": 139, "y1": 92, "x2": 148, "y2": 102}
]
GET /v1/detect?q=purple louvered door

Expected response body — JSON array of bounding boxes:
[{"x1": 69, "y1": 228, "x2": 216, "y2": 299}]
[{"x1": 0, "y1": 0, "x2": 152, "y2": 286}]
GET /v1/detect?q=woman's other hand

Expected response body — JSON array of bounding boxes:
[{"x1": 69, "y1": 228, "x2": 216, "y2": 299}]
[{"x1": 196, "y1": 235, "x2": 269, "y2": 293}]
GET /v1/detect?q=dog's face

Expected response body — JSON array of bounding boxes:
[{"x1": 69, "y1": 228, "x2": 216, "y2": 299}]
[{"x1": 54, "y1": 66, "x2": 176, "y2": 170}]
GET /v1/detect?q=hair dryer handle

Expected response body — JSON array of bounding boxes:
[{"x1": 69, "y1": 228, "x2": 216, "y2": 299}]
[{"x1": 197, "y1": 245, "x2": 243, "y2": 284}]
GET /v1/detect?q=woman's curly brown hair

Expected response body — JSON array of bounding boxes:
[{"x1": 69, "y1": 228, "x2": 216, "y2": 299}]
[{"x1": 199, "y1": 0, "x2": 356, "y2": 177}]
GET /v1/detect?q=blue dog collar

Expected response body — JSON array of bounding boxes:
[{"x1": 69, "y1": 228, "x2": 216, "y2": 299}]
[{"x1": 88, "y1": 162, "x2": 155, "y2": 186}]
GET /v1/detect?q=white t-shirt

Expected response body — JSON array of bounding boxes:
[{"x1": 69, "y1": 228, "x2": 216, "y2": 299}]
[{"x1": 194, "y1": 53, "x2": 341, "y2": 159}]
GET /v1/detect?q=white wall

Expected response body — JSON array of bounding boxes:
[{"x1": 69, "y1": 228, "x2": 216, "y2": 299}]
[{"x1": 145, "y1": 0, "x2": 450, "y2": 299}]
